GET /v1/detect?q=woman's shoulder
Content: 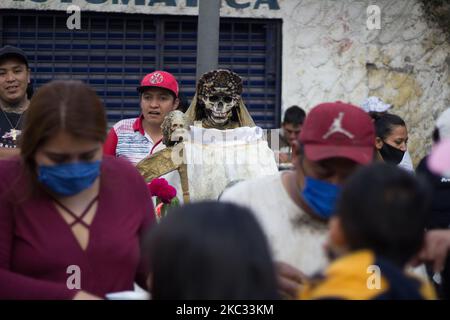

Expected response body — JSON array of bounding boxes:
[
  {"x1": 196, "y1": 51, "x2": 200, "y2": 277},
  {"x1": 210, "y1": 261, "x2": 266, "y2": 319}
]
[
  {"x1": 100, "y1": 156, "x2": 152, "y2": 214},
  {"x1": 0, "y1": 157, "x2": 27, "y2": 197},
  {"x1": 0, "y1": 157, "x2": 23, "y2": 179}
]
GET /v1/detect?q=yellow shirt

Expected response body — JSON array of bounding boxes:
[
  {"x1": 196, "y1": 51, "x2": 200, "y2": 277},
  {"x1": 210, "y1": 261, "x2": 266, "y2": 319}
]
[{"x1": 299, "y1": 250, "x2": 436, "y2": 300}]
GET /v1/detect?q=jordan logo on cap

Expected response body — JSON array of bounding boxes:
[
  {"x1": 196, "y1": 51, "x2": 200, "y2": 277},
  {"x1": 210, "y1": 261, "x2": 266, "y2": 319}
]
[
  {"x1": 322, "y1": 112, "x2": 354, "y2": 139},
  {"x1": 149, "y1": 72, "x2": 164, "y2": 84}
]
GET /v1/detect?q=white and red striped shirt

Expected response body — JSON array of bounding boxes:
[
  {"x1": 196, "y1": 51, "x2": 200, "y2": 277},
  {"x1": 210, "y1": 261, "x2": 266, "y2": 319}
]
[{"x1": 103, "y1": 116, "x2": 165, "y2": 165}]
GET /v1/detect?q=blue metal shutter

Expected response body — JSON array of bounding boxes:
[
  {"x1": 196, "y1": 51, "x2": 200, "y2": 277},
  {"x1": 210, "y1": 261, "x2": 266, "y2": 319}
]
[{"x1": 1, "y1": 11, "x2": 281, "y2": 128}]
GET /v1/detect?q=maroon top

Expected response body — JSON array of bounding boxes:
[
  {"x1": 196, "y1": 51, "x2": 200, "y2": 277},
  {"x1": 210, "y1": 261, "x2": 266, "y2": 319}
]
[{"x1": 0, "y1": 156, "x2": 155, "y2": 299}]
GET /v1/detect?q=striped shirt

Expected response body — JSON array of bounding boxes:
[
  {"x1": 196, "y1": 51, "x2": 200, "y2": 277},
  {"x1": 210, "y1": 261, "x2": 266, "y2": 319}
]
[{"x1": 103, "y1": 116, "x2": 164, "y2": 165}]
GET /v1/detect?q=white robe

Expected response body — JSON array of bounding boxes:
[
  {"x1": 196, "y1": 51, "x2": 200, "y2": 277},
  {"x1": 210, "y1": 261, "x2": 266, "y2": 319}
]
[{"x1": 164, "y1": 126, "x2": 278, "y2": 202}]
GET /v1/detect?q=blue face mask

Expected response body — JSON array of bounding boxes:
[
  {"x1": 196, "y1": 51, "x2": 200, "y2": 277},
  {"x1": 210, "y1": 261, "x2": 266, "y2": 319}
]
[
  {"x1": 38, "y1": 161, "x2": 101, "y2": 197},
  {"x1": 301, "y1": 176, "x2": 341, "y2": 219}
]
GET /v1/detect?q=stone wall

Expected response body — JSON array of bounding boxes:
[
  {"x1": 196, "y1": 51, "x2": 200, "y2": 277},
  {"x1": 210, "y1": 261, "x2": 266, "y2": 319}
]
[{"x1": 280, "y1": 0, "x2": 450, "y2": 166}]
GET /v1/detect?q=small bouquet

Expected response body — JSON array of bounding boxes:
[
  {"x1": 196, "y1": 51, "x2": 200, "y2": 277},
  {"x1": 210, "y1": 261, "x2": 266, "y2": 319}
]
[{"x1": 147, "y1": 178, "x2": 179, "y2": 221}]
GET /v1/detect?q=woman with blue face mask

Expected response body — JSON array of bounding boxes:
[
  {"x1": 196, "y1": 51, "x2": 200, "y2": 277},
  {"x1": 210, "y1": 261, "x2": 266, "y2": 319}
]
[{"x1": 0, "y1": 80, "x2": 155, "y2": 299}]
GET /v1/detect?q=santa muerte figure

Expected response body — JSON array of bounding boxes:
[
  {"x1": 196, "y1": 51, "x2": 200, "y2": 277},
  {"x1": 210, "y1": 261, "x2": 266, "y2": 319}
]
[{"x1": 137, "y1": 69, "x2": 277, "y2": 203}]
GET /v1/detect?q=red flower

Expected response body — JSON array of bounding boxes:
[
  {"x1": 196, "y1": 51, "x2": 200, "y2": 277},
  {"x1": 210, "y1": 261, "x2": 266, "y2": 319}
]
[
  {"x1": 148, "y1": 178, "x2": 168, "y2": 195},
  {"x1": 148, "y1": 178, "x2": 177, "y2": 204},
  {"x1": 159, "y1": 185, "x2": 177, "y2": 203}
]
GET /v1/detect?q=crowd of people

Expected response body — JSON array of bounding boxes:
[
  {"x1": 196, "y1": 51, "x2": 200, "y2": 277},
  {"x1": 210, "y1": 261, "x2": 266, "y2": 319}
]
[{"x1": 1, "y1": 45, "x2": 449, "y2": 300}]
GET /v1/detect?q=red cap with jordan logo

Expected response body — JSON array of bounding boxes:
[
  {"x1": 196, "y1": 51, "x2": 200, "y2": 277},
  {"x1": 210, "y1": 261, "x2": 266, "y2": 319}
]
[
  {"x1": 137, "y1": 71, "x2": 179, "y2": 97},
  {"x1": 299, "y1": 101, "x2": 375, "y2": 164}
]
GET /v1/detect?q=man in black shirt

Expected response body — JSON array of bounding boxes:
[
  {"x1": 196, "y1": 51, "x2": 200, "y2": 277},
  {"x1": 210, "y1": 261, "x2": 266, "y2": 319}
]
[
  {"x1": 0, "y1": 45, "x2": 31, "y2": 159},
  {"x1": 416, "y1": 108, "x2": 450, "y2": 299},
  {"x1": 417, "y1": 108, "x2": 450, "y2": 229}
]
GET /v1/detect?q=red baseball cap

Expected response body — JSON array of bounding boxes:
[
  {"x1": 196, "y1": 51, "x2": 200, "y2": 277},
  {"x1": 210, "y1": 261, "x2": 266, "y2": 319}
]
[
  {"x1": 299, "y1": 101, "x2": 375, "y2": 164},
  {"x1": 137, "y1": 71, "x2": 179, "y2": 97}
]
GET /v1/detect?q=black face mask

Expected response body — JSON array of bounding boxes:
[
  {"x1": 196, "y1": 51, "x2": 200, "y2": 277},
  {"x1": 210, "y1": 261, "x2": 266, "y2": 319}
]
[{"x1": 379, "y1": 142, "x2": 405, "y2": 165}]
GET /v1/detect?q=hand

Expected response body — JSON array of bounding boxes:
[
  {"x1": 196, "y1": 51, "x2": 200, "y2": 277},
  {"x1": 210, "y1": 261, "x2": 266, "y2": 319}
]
[
  {"x1": 73, "y1": 290, "x2": 103, "y2": 300},
  {"x1": 278, "y1": 153, "x2": 291, "y2": 164},
  {"x1": 416, "y1": 230, "x2": 450, "y2": 273},
  {"x1": 275, "y1": 261, "x2": 308, "y2": 300}
]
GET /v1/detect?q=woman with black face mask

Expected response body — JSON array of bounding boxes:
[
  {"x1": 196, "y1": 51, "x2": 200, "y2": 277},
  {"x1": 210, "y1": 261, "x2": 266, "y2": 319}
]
[{"x1": 370, "y1": 113, "x2": 409, "y2": 166}]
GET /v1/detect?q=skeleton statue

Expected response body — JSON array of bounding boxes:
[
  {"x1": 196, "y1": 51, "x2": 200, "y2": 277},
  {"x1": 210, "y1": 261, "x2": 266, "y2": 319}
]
[
  {"x1": 161, "y1": 110, "x2": 191, "y2": 146},
  {"x1": 137, "y1": 70, "x2": 277, "y2": 203},
  {"x1": 137, "y1": 111, "x2": 192, "y2": 203},
  {"x1": 185, "y1": 69, "x2": 255, "y2": 129}
]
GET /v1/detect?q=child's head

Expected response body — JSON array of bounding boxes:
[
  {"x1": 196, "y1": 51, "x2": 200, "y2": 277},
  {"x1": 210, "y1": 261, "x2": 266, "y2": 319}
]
[
  {"x1": 145, "y1": 201, "x2": 279, "y2": 299},
  {"x1": 329, "y1": 163, "x2": 430, "y2": 267}
]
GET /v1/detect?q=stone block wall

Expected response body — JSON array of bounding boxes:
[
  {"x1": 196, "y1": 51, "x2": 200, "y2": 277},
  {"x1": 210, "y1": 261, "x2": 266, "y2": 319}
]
[{"x1": 280, "y1": 0, "x2": 449, "y2": 165}]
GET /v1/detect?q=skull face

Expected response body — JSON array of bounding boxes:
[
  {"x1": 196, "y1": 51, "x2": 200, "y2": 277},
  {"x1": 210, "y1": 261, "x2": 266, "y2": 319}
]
[
  {"x1": 161, "y1": 110, "x2": 191, "y2": 146},
  {"x1": 170, "y1": 114, "x2": 189, "y2": 143},
  {"x1": 196, "y1": 69, "x2": 243, "y2": 127},
  {"x1": 201, "y1": 91, "x2": 238, "y2": 125},
  {"x1": 170, "y1": 115, "x2": 185, "y2": 132}
]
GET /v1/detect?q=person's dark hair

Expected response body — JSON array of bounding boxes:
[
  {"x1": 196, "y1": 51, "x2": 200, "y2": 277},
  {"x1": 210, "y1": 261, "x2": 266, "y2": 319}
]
[
  {"x1": 139, "y1": 87, "x2": 177, "y2": 101},
  {"x1": 369, "y1": 112, "x2": 406, "y2": 140},
  {"x1": 26, "y1": 83, "x2": 34, "y2": 99},
  {"x1": 176, "y1": 92, "x2": 190, "y2": 113},
  {"x1": 337, "y1": 163, "x2": 430, "y2": 267},
  {"x1": 19, "y1": 80, "x2": 107, "y2": 191},
  {"x1": 283, "y1": 105, "x2": 306, "y2": 125},
  {"x1": 145, "y1": 201, "x2": 279, "y2": 299},
  {"x1": 432, "y1": 127, "x2": 440, "y2": 143}
]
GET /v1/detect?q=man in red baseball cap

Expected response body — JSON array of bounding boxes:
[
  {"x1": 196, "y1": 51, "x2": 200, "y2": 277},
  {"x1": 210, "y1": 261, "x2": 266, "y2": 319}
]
[
  {"x1": 221, "y1": 101, "x2": 375, "y2": 298},
  {"x1": 104, "y1": 71, "x2": 180, "y2": 165},
  {"x1": 299, "y1": 101, "x2": 375, "y2": 165}
]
